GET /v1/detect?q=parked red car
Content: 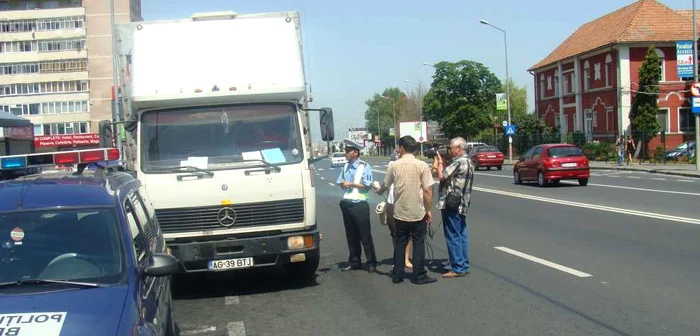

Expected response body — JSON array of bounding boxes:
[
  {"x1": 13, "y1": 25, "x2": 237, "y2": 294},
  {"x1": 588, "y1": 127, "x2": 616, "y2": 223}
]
[
  {"x1": 469, "y1": 145, "x2": 504, "y2": 170},
  {"x1": 513, "y1": 144, "x2": 590, "y2": 186}
]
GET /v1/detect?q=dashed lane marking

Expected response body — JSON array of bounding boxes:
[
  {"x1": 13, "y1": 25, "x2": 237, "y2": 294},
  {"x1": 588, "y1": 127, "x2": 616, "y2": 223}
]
[{"x1": 495, "y1": 246, "x2": 593, "y2": 278}]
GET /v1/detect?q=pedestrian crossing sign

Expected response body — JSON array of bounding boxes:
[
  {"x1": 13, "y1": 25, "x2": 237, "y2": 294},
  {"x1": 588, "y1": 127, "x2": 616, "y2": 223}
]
[{"x1": 505, "y1": 125, "x2": 516, "y2": 135}]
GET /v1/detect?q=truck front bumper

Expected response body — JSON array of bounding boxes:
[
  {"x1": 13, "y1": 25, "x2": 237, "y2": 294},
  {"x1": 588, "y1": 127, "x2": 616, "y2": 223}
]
[{"x1": 166, "y1": 226, "x2": 320, "y2": 273}]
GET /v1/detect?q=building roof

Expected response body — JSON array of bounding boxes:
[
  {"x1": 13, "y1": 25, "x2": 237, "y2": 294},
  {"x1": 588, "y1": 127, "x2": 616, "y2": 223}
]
[{"x1": 530, "y1": 0, "x2": 696, "y2": 71}]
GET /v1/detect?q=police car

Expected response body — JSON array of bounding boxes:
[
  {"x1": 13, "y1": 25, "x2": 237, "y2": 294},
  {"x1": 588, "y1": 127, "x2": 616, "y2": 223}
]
[{"x1": 0, "y1": 148, "x2": 178, "y2": 336}]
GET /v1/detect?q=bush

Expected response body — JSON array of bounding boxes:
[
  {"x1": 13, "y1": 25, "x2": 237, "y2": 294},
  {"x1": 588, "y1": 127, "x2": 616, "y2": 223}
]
[
  {"x1": 653, "y1": 145, "x2": 665, "y2": 163},
  {"x1": 691, "y1": 156, "x2": 697, "y2": 164},
  {"x1": 582, "y1": 142, "x2": 615, "y2": 161}
]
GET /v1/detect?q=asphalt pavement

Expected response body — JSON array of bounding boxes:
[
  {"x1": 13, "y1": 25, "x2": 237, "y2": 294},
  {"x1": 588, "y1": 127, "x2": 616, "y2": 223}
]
[{"x1": 170, "y1": 157, "x2": 700, "y2": 336}]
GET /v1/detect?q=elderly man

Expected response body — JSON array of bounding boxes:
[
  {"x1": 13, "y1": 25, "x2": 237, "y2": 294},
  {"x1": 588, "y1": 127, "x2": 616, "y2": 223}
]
[
  {"x1": 336, "y1": 138, "x2": 378, "y2": 273},
  {"x1": 433, "y1": 137, "x2": 474, "y2": 278},
  {"x1": 379, "y1": 135, "x2": 436, "y2": 285}
]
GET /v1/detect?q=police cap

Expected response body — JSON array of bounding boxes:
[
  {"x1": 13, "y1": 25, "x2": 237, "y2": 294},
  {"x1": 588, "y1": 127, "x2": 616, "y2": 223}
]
[{"x1": 342, "y1": 138, "x2": 364, "y2": 151}]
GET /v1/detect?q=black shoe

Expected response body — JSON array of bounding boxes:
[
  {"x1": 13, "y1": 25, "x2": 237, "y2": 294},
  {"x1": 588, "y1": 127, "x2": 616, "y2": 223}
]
[
  {"x1": 412, "y1": 275, "x2": 437, "y2": 285},
  {"x1": 392, "y1": 275, "x2": 404, "y2": 284},
  {"x1": 367, "y1": 265, "x2": 377, "y2": 273},
  {"x1": 341, "y1": 264, "x2": 361, "y2": 271}
]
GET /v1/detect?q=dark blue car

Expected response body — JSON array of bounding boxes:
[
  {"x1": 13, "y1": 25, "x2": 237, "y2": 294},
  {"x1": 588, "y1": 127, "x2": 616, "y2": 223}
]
[{"x1": 0, "y1": 149, "x2": 178, "y2": 336}]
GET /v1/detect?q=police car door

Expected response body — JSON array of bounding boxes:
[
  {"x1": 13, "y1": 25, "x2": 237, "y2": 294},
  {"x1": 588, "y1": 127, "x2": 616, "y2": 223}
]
[{"x1": 125, "y1": 192, "x2": 168, "y2": 335}]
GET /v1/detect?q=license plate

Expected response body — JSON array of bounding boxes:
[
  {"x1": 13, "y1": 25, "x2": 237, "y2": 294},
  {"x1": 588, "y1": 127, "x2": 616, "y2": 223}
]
[
  {"x1": 562, "y1": 162, "x2": 577, "y2": 167},
  {"x1": 208, "y1": 257, "x2": 254, "y2": 271},
  {"x1": 487, "y1": 155, "x2": 496, "y2": 158}
]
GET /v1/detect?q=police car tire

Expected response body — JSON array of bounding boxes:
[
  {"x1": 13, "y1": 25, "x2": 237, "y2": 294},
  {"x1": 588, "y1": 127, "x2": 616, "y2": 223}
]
[{"x1": 285, "y1": 251, "x2": 320, "y2": 281}]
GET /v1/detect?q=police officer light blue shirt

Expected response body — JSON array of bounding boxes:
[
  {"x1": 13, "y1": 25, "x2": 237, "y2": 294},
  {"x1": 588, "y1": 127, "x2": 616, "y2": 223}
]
[{"x1": 336, "y1": 140, "x2": 373, "y2": 202}]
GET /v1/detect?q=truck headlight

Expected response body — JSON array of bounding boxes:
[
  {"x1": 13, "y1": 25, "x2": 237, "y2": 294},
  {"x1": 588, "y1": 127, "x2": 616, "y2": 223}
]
[{"x1": 287, "y1": 235, "x2": 314, "y2": 249}]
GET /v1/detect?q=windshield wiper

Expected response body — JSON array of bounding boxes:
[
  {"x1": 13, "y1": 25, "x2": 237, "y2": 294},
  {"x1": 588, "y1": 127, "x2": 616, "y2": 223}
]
[
  {"x1": 153, "y1": 166, "x2": 214, "y2": 177},
  {"x1": 241, "y1": 159, "x2": 282, "y2": 175},
  {"x1": 0, "y1": 279, "x2": 104, "y2": 288}
]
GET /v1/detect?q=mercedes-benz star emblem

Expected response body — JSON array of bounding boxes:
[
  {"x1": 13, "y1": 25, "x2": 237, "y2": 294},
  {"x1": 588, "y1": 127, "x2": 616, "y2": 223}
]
[
  {"x1": 217, "y1": 207, "x2": 237, "y2": 227},
  {"x1": 221, "y1": 184, "x2": 228, "y2": 191}
]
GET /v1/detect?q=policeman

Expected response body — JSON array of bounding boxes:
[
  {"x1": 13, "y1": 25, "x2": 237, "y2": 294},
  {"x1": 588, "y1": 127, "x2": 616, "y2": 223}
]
[{"x1": 336, "y1": 138, "x2": 378, "y2": 273}]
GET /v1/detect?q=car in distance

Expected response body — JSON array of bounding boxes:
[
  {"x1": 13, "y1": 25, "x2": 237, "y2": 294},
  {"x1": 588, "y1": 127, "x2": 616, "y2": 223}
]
[
  {"x1": 330, "y1": 152, "x2": 347, "y2": 167},
  {"x1": 469, "y1": 145, "x2": 504, "y2": 170},
  {"x1": 513, "y1": 144, "x2": 590, "y2": 186}
]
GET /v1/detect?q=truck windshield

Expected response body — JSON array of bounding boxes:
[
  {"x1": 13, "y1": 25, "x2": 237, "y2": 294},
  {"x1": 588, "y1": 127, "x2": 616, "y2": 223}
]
[
  {"x1": 0, "y1": 208, "x2": 126, "y2": 288},
  {"x1": 140, "y1": 104, "x2": 304, "y2": 172}
]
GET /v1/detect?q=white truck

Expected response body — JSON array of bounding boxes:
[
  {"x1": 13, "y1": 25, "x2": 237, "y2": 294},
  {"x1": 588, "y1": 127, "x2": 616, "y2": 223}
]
[{"x1": 102, "y1": 11, "x2": 334, "y2": 280}]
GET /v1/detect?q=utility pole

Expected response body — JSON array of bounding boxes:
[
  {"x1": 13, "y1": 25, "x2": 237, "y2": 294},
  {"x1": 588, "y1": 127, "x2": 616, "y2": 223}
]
[
  {"x1": 694, "y1": 0, "x2": 700, "y2": 171},
  {"x1": 110, "y1": 0, "x2": 122, "y2": 157}
]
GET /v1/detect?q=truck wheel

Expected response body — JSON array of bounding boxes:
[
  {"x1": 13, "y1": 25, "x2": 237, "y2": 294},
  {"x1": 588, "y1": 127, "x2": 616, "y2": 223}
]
[{"x1": 285, "y1": 251, "x2": 320, "y2": 282}]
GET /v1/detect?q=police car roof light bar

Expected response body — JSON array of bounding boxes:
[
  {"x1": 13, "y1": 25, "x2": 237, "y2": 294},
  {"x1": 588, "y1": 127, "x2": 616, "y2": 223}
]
[{"x1": 0, "y1": 148, "x2": 120, "y2": 170}]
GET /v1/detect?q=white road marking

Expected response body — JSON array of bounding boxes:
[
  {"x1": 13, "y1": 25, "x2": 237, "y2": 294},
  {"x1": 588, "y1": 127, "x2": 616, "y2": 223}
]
[
  {"x1": 475, "y1": 172, "x2": 700, "y2": 197},
  {"x1": 476, "y1": 186, "x2": 700, "y2": 225},
  {"x1": 608, "y1": 175, "x2": 620, "y2": 178},
  {"x1": 627, "y1": 176, "x2": 642, "y2": 179},
  {"x1": 227, "y1": 321, "x2": 247, "y2": 336},
  {"x1": 318, "y1": 168, "x2": 324, "y2": 171},
  {"x1": 328, "y1": 183, "x2": 335, "y2": 187},
  {"x1": 181, "y1": 326, "x2": 217, "y2": 335},
  {"x1": 320, "y1": 176, "x2": 325, "y2": 180},
  {"x1": 677, "y1": 179, "x2": 695, "y2": 182},
  {"x1": 225, "y1": 296, "x2": 239, "y2": 305},
  {"x1": 494, "y1": 246, "x2": 593, "y2": 278},
  {"x1": 652, "y1": 178, "x2": 666, "y2": 181}
]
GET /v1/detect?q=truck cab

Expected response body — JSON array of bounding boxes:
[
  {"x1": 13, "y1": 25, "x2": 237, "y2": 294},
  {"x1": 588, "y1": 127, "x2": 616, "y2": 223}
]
[{"x1": 105, "y1": 11, "x2": 334, "y2": 280}]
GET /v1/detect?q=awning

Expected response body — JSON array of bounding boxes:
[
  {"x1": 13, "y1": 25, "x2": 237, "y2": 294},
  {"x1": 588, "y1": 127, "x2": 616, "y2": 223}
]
[{"x1": 0, "y1": 111, "x2": 30, "y2": 127}]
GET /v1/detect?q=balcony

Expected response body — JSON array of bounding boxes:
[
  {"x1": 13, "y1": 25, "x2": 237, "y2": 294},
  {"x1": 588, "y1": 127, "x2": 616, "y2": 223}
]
[
  {"x1": 0, "y1": 71, "x2": 88, "y2": 86},
  {"x1": 0, "y1": 28, "x2": 86, "y2": 43},
  {"x1": 0, "y1": 7, "x2": 85, "y2": 20},
  {"x1": 0, "y1": 49, "x2": 87, "y2": 64}
]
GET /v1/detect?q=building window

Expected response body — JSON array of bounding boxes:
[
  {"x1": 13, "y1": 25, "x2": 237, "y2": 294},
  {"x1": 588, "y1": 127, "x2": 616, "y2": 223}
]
[
  {"x1": 679, "y1": 108, "x2": 696, "y2": 132},
  {"x1": 37, "y1": 122, "x2": 90, "y2": 136},
  {"x1": 554, "y1": 115, "x2": 561, "y2": 129},
  {"x1": 0, "y1": 0, "x2": 81, "y2": 11},
  {"x1": 37, "y1": 39, "x2": 85, "y2": 52},
  {"x1": 554, "y1": 70, "x2": 560, "y2": 97},
  {"x1": 0, "y1": 80, "x2": 89, "y2": 97},
  {"x1": 539, "y1": 74, "x2": 545, "y2": 100},
  {"x1": 583, "y1": 61, "x2": 590, "y2": 91},
  {"x1": 655, "y1": 49, "x2": 666, "y2": 82},
  {"x1": 1, "y1": 59, "x2": 87, "y2": 76},
  {"x1": 657, "y1": 109, "x2": 668, "y2": 133},
  {"x1": 605, "y1": 54, "x2": 612, "y2": 87},
  {"x1": 563, "y1": 73, "x2": 569, "y2": 94}
]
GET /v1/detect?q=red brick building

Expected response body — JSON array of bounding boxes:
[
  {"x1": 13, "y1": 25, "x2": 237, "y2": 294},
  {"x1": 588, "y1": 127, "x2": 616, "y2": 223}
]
[{"x1": 529, "y1": 0, "x2": 698, "y2": 150}]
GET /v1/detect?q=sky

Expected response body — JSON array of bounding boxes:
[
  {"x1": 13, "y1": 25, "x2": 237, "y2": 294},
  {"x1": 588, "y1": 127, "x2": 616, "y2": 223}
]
[{"x1": 141, "y1": 0, "x2": 696, "y2": 142}]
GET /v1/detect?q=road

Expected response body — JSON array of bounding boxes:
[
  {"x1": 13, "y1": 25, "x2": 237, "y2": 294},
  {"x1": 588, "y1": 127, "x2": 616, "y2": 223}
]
[{"x1": 171, "y1": 157, "x2": 700, "y2": 336}]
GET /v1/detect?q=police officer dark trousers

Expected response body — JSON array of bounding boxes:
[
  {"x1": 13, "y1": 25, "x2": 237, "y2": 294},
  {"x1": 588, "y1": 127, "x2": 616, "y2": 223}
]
[{"x1": 337, "y1": 140, "x2": 378, "y2": 273}]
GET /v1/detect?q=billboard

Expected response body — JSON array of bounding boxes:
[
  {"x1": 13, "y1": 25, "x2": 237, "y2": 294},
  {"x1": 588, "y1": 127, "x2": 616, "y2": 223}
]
[
  {"x1": 496, "y1": 93, "x2": 507, "y2": 111},
  {"x1": 34, "y1": 134, "x2": 100, "y2": 148},
  {"x1": 348, "y1": 127, "x2": 368, "y2": 146},
  {"x1": 676, "y1": 41, "x2": 695, "y2": 78},
  {"x1": 399, "y1": 121, "x2": 428, "y2": 143}
]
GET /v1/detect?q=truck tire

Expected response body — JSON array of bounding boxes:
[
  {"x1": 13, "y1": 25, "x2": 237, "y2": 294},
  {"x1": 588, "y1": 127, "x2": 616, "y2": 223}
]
[{"x1": 285, "y1": 250, "x2": 320, "y2": 282}]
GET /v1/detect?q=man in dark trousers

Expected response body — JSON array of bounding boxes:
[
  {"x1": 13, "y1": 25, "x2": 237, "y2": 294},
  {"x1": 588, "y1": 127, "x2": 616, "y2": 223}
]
[
  {"x1": 336, "y1": 138, "x2": 378, "y2": 273},
  {"x1": 378, "y1": 135, "x2": 436, "y2": 285}
]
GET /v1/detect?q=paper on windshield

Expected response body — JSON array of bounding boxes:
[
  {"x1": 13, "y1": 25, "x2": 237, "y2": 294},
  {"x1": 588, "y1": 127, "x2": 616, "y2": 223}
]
[
  {"x1": 242, "y1": 151, "x2": 263, "y2": 161},
  {"x1": 262, "y1": 148, "x2": 286, "y2": 164},
  {"x1": 180, "y1": 156, "x2": 209, "y2": 169}
]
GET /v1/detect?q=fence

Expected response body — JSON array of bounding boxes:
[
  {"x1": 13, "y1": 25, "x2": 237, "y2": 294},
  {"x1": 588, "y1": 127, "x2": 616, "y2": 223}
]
[{"x1": 473, "y1": 130, "x2": 697, "y2": 163}]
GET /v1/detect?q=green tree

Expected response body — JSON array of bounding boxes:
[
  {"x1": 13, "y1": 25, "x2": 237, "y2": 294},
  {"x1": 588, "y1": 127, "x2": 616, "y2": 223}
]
[
  {"x1": 503, "y1": 78, "x2": 528, "y2": 120},
  {"x1": 512, "y1": 112, "x2": 553, "y2": 136},
  {"x1": 629, "y1": 46, "x2": 661, "y2": 158},
  {"x1": 364, "y1": 87, "x2": 408, "y2": 145},
  {"x1": 423, "y1": 60, "x2": 502, "y2": 139}
]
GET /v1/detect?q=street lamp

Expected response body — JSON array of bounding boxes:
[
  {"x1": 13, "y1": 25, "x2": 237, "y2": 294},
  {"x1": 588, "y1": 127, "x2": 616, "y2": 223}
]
[
  {"x1": 693, "y1": 0, "x2": 700, "y2": 172},
  {"x1": 380, "y1": 95, "x2": 397, "y2": 147},
  {"x1": 480, "y1": 18, "x2": 513, "y2": 163}
]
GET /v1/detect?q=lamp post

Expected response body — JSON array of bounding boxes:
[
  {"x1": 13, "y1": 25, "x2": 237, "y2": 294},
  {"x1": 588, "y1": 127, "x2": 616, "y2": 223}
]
[
  {"x1": 380, "y1": 95, "x2": 397, "y2": 147},
  {"x1": 109, "y1": 0, "x2": 122, "y2": 156},
  {"x1": 404, "y1": 79, "x2": 425, "y2": 155},
  {"x1": 694, "y1": 0, "x2": 700, "y2": 172},
  {"x1": 480, "y1": 19, "x2": 513, "y2": 163}
]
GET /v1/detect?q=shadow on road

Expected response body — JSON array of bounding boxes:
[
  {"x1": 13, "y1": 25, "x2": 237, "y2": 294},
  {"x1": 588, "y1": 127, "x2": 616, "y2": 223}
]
[{"x1": 172, "y1": 266, "x2": 320, "y2": 300}]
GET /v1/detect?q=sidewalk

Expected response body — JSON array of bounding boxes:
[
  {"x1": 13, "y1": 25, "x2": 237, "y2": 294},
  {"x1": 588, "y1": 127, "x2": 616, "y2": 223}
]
[{"x1": 366, "y1": 155, "x2": 700, "y2": 179}]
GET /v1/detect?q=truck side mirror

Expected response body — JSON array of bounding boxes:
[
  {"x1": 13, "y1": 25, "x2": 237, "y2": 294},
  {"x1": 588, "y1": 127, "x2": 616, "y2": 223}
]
[
  {"x1": 319, "y1": 107, "x2": 334, "y2": 141},
  {"x1": 98, "y1": 120, "x2": 114, "y2": 148}
]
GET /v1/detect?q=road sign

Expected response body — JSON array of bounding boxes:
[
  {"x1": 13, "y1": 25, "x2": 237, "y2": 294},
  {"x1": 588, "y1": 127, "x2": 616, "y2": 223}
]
[
  {"x1": 693, "y1": 97, "x2": 700, "y2": 114},
  {"x1": 418, "y1": 136, "x2": 424, "y2": 142},
  {"x1": 501, "y1": 120, "x2": 508, "y2": 127},
  {"x1": 505, "y1": 125, "x2": 516, "y2": 136},
  {"x1": 691, "y1": 82, "x2": 700, "y2": 96}
]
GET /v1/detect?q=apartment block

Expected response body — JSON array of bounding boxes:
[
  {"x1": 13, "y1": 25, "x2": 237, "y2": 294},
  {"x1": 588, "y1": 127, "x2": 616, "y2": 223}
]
[{"x1": 0, "y1": 0, "x2": 141, "y2": 151}]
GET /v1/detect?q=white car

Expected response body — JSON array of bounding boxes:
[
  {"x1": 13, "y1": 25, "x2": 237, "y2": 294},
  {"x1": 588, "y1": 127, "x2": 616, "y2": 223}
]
[{"x1": 330, "y1": 152, "x2": 347, "y2": 167}]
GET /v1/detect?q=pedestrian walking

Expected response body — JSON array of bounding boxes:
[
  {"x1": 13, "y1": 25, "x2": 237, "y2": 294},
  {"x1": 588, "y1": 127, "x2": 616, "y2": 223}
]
[
  {"x1": 336, "y1": 138, "x2": 378, "y2": 273},
  {"x1": 378, "y1": 135, "x2": 436, "y2": 285},
  {"x1": 615, "y1": 136, "x2": 624, "y2": 166},
  {"x1": 433, "y1": 137, "x2": 474, "y2": 278}
]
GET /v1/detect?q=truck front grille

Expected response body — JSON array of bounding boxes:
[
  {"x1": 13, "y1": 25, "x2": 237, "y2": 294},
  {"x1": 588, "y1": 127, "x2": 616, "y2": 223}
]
[{"x1": 155, "y1": 199, "x2": 305, "y2": 234}]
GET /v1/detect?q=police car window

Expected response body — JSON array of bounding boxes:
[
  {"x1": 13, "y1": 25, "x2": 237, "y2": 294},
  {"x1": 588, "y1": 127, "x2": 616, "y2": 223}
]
[
  {"x1": 124, "y1": 202, "x2": 147, "y2": 264},
  {"x1": 0, "y1": 208, "x2": 126, "y2": 286},
  {"x1": 130, "y1": 195, "x2": 155, "y2": 242}
]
